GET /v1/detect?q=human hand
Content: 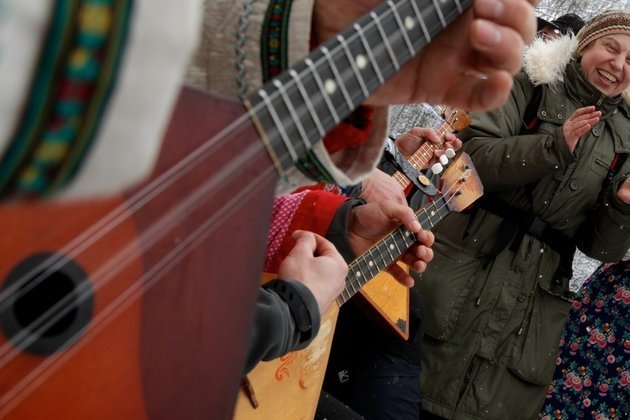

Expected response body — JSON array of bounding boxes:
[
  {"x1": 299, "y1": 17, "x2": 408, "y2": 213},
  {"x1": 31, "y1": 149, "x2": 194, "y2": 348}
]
[
  {"x1": 360, "y1": 169, "x2": 407, "y2": 205},
  {"x1": 312, "y1": 0, "x2": 537, "y2": 111},
  {"x1": 617, "y1": 177, "x2": 630, "y2": 205},
  {"x1": 562, "y1": 106, "x2": 601, "y2": 153},
  {"x1": 395, "y1": 127, "x2": 462, "y2": 166},
  {"x1": 346, "y1": 200, "x2": 434, "y2": 286},
  {"x1": 278, "y1": 230, "x2": 348, "y2": 314}
]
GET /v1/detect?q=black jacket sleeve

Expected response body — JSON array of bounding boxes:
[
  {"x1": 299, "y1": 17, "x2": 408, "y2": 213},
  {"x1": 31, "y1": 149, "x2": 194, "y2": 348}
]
[
  {"x1": 243, "y1": 279, "x2": 320, "y2": 374},
  {"x1": 244, "y1": 197, "x2": 364, "y2": 374}
]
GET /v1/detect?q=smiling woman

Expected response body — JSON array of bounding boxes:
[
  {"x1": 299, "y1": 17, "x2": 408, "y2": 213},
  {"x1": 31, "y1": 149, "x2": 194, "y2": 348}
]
[
  {"x1": 577, "y1": 11, "x2": 630, "y2": 97},
  {"x1": 415, "y1": 9, "x2": 630, "y2": 420}
]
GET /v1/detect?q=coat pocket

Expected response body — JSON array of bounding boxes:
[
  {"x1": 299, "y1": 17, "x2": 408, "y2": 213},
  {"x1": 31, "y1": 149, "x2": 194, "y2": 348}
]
[{"x1": 507, "y1": 281, "x2": 571, "y2": 385}]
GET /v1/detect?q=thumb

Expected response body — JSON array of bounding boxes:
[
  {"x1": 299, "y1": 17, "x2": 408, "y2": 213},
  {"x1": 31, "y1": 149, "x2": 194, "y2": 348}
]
[{"x1": 289, "y1": 230, "x2": 318, "y2": 257}]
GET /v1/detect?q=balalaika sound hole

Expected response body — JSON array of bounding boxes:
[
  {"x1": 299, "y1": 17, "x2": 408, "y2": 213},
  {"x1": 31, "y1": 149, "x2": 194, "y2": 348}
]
[{"x1": 0, "y1": 253, "x2": 94, "y2": 355}]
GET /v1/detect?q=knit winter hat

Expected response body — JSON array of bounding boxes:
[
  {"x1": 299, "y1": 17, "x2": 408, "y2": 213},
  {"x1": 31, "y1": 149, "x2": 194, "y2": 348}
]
[{"x1": 576, "y1": 10, "x2": 630, "y2": 55}]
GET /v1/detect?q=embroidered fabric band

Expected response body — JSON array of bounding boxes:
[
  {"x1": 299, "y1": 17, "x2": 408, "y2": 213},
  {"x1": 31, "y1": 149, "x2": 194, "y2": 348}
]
[{"x1": 0, "y1": 0, "x2": 133, "y2": 198}]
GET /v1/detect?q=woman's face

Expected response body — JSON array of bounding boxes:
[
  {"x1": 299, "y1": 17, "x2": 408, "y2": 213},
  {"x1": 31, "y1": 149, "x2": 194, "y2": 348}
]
[{"x1": 580, "y1": 34, "x2": 630, "y2": 97}]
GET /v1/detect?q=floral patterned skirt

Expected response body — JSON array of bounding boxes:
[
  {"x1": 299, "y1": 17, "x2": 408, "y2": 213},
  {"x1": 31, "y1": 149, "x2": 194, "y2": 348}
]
[{"x1": 539, "y1": 261, "x2": 630, "y2": 419}]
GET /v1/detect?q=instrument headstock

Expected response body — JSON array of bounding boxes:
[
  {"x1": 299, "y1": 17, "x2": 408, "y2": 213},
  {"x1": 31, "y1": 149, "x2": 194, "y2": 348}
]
[
  {"x1": 439, "y1": 106, "x2": 472, "y2": 132},
  {"x1": 440, "y1": 152, "x2": 483, "y2": 212}
]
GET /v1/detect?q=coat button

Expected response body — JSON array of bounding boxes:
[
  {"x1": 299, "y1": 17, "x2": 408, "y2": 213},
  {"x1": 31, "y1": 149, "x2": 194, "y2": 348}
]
[
  {"x1": 569, "y1": 179, "x2": 580, "y2": 190},
  {"x1": 592, "y1": 127, "x2": 600, "y2": 136},
  {"x1": 541, "y1": 110, "x2": 547, "y2": 117},
  {"x1": 557, "y1": 114, "x2": 563, "y2": 119}
]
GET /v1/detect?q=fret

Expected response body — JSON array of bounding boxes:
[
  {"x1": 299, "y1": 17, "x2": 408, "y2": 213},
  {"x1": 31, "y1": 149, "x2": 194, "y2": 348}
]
[
  {"x1": 370, "y1": 11, "x2": 400, "y2": 71},
  {"x1": 398, "y1": 231, "x2": 412, "y2": 249},
  {"x1": 432, "y1": 0, "x2": 448, "y2": 28},
  {"x1": 353, "y1": 23, "x2": 385, "y2": 85},
  {"x1": 257, "y1": 89, "x2": 298, "y2": 163},
  {"x1": 348, "y1": 272, "x2": 359, "y2": 294},
  {"x1": 336, "y1": 34, "x2": 370, "y2": 99},
  {"x1": 305, "y1": 57, "x2": 341, "y2": 125},
  {"x1": 288, "y1": 69, "x2": 326, "y2": 138},
  {"x1": 393, "y1": 171, "x2": 410, "y2": 189},
  {"x1": 334, "y1": 193, "x2": 457, "y2": 308},
  {"x1": 420, "y1": 206, "x2": 435, "y2": 228},
  {"x1": 388, "y1": 1, "x2": 415, "y2": 57},
  {"x1": 454, "y1": 0, "x2": 464, "y2": 14},
  {"x1": 355, "y1": 268, "x2": 369, "y2": 289},
  {"x1": 361, "y1": 254, "x2": 377, "y2": 277},
  {"x1": 409, "y1": 0, "x2": 432, "y2": 42},
  {"x1": 408, "y1": 144, "x2": 433, "y2": 168},
  {"x1": 321, "y1": 46, "x2": 355, "y2": 111},
  {"x1": 272, "y1": 79, "x2": 312, "y2": 150},
  {"x1": 348, "y1": 258, "x2": 374, "y2": 289},
  {"x1": 391, "y1": 232, "x2": 403, "y2": 255},
  {"x1": 338, "y1": 288, "x2": 350, "y2": 305},
  {"x1": 247, "y1": 0, "x2": 474, "y2": 173},
  {"x1": 370, "y1": 246, "x2": 387, "y2": 272},
  {"x1": 400, "y1": 228, "x2": 415, "y2": 247},
  {"x1": 358, "y1": 258, "x2": 374, "y2": 281},
  {"x1": 382, "y1": 236, "x2": 397, "y2": 263}
]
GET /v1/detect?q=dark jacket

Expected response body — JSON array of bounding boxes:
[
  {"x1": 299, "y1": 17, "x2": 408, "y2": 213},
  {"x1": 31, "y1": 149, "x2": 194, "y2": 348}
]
[{"x1": 417, "y1": 36, "x2": 630, "y2": 419}]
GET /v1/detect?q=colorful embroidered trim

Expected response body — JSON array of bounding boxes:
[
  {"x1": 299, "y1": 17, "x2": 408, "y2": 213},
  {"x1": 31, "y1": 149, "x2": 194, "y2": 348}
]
[
  {"x1": 260, "y1": 0, "x2": 334, "y2": 183},
  {"x1": 260, "y1": 0, "x2": 291, "y2": 83},
  {"x1": 0, "y1": 0, "x2": 133, "y2": 198}
]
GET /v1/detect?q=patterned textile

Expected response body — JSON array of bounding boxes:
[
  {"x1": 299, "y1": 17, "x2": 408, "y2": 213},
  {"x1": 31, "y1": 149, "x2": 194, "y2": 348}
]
[
  {"x1": 0, "y1": 0, "x2": 133, "y2": 198},
  {"x1": 540, "y1": 261, "x2": 630, "y2": 420},
  {"x1": 265, "y1": 190, "x2": 310, "y2": 271},
  {"x1": 264, "y1": 189, "x2": 347, "y2": 273},
  {"x1": 577, "y1": 11, "x2": 630, "y2": 55},
  {"x1": 1, "y1": 0, "x2": 201, "y2": 200}
]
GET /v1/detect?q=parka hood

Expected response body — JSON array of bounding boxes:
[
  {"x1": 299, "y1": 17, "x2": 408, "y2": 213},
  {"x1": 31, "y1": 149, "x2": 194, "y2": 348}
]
[{"x1": 523, "y1": 35, "x2": 630, "y2": 106}]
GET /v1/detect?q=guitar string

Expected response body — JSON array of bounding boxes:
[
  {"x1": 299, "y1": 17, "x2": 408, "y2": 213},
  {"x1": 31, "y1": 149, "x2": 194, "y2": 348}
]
[
  {"x1": 341, "y1": 171, "x2": 467, "y2": 301},
  {"x1": 394, "y1": 109, "x2": 465, "y2": 190},
  {"x1": 0, "y1": 114, "x2": 269, "y2": 358},
  {"x1": 0, "y1": 0, "x2": 462, "y2": 405},
  {"x1": 0, "y1": 148, "x2": 271, "y2": 366},
  {"x1": 0, "y1": 0, "x2": 428, "y2": 309},
  {"x1": 235, "y1": 164, "x2": 474, "y2": 397},
  {"x1": 0, "y1": 164, "x2": 278, "y2": 415},
  {"x1": 0, "y1": 0, "x2": 464, "y2": 310},
  {"x1": 254, "y1": 0, "x2": 460, "y2": 166},
  {"x1": 407, "y1": 110, "x2": 462, "y2": 168},
  {"x1": 0, "y1": 130, "x2": 274, "y2": 364}
]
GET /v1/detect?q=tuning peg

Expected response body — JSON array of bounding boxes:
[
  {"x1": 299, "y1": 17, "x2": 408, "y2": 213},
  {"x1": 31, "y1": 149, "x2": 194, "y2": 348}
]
[
  {"x1": 431, "y1": 162, "x2": 443, "y2": 174},
  {"x1": 445, "y1": 148, "x2": 456, "y2": 158},
  {"x1": 439, "y1": 154, "x2": 449, "y2": 166}
]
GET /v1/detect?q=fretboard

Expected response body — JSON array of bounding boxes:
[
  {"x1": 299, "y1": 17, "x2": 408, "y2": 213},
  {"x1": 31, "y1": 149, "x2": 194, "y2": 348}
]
[
  {"x1": 336, "y1": 194, "x2": 450, "y2": 306},
  {"x1": 246, "y1": 0, "x2": 473, "y2": 173},
  {"x1": 392, "y1": 118, "x2": 456, "y2": 189}
]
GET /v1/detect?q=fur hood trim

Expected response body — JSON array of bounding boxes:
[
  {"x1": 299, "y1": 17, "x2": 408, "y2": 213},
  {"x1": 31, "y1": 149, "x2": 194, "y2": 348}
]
[{"x1": 523, "y1": 35, "x2": 630, "y2": 105}]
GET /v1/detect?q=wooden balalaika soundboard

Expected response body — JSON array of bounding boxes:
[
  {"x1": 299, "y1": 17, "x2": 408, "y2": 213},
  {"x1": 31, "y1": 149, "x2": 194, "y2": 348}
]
[
  {"x1": 234, "y1": 153, "x2": 483, "y2": 419},
  {"x1": 0, "y1": 0, "x2": 475, "y2": 418}
]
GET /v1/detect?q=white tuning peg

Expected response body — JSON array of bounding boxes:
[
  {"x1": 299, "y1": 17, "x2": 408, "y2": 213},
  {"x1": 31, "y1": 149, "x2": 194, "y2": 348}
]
[
  {"x1": 445, "y1": 148, "x2": 456, "y2": 158},
  {"x1": 431, "y1": 162, "x2": 443, "y2": 174},
  {"x1": 439, "y1": 154, "x2": 449, "y2": 166}
]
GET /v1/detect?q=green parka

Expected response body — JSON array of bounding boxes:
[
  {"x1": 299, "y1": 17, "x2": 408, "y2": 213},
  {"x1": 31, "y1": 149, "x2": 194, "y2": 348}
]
[{"x1": 417, "y1": 36, "x2": 630, "y2": 419}]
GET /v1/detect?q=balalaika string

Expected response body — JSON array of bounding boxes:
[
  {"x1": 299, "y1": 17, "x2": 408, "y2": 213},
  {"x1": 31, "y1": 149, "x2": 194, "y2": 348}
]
[{"x1": 0, "y1": 0, "x2": 468, "y2": 411}]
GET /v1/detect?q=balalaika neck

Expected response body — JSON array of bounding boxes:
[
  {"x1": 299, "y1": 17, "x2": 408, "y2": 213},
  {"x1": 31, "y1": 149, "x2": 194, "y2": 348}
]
[
  {"x1": 337, "y1": 194, "x2": 450, "y2": 306},
  {"x1": 245, "y1": 0, "x2": 472, "y2": 174}
]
